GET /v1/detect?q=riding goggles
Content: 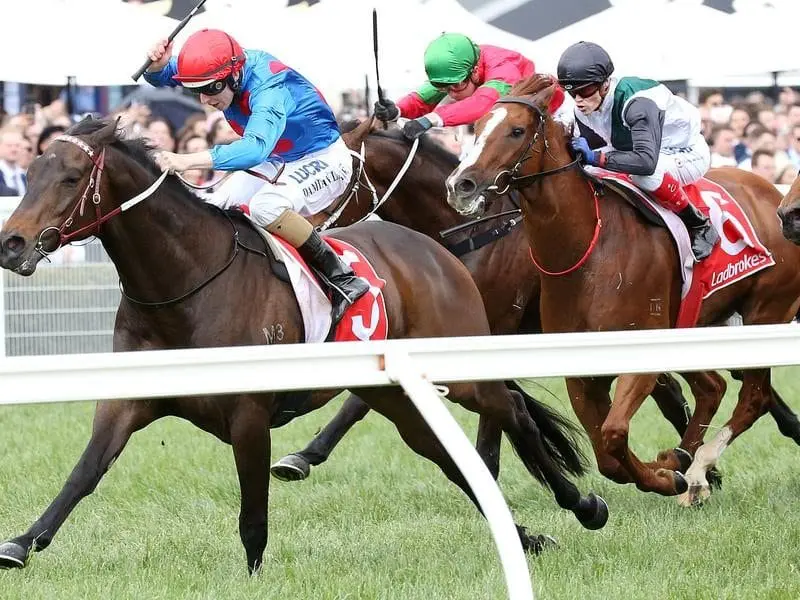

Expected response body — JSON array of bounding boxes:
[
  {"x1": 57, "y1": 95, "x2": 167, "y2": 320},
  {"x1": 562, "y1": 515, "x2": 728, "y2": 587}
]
[{"x1": 185, "y1": 79, "x2": 227, "y2": 97}]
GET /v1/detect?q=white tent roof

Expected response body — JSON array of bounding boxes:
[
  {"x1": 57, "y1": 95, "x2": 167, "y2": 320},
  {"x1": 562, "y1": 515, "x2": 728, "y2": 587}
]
[{"x1": 0, "y1": 0, "x2": 177, "y2": 86}]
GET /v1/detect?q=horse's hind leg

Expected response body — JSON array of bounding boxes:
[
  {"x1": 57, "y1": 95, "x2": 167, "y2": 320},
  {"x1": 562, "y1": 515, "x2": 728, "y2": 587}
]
[
  {"x1": 230, "y1": 398, "x2": 271, "y2": 575},
  {"x1": 270, "y1": 393, "x2": 370, "y2": 481},
  {"x1": 731, "y1": 369, "x2": 800, "y2": 444},
  {"x1": 650, "y1": 373, "x2": 691, "y2": 436},
  {"x1": 0, "y1": 400, "x2": 157, "y2": 569},
  {"x1": 682, "y1": 368, "x2": 772, "y2": 506},
  {"x1": 360, "y1": 387, "x2": 555, "y2": 554},
  {"x1": 473, "y1": 381, "x2": 608, "y2": 531}
]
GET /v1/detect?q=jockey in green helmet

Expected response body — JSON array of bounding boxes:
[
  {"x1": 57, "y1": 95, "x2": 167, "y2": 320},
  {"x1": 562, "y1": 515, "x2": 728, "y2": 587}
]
[{"x1": 375, "y1": 32, "x2": 568, "y2": 140}]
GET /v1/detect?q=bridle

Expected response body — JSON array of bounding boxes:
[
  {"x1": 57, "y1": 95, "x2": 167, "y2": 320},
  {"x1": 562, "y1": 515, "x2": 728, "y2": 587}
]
[
  {"x1": 40, "y1": 133, "x2": 249, "y2": 308},
  {"x1": 486, "y1": 96, "x2": 582, "y2": 195},
  {"x1": 482, "y1": 95, "x2": 602, "y2": 276}
]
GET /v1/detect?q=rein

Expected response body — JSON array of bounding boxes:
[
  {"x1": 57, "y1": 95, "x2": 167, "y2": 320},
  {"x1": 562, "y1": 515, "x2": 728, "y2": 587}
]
[
  {"x1": 489, "y1": 96, "x2": 602, "y2": 276},
  {"x1": 48, "y1": 134, "x2": 247, "y2": 308}
]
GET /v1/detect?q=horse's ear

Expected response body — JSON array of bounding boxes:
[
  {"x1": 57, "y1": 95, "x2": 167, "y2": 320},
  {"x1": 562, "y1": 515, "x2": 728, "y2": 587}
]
[
  {"x1": 341, "y1": 116, "x2": 375, "y2": 151},
  {"x1": 92, "y1": 118, "x2": 121, "y2": 146},
  {"x1": 531, "y1": 75, "x2": 559, "y2": 114}
]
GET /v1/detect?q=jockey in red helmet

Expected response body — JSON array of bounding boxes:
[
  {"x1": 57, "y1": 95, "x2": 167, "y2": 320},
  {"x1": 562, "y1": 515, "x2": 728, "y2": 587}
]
[
  {"x1": 143, "y1": 28, "x2": 368, "y2": 324},
  {"x1": 374, "y1": 33, "x2": 572, "y2": 141}
]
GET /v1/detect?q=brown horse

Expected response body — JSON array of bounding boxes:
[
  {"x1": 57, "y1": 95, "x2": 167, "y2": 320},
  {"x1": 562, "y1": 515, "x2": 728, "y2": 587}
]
[
  {"x1": 446, "y1": 74, "x2": 800, "y2": 504},
  {"x1": 274, "y1": 119, "x2": 800, "y2": 488},
  {"x1": 0, "y1": 118, "x2": 609, "y2": 573}
]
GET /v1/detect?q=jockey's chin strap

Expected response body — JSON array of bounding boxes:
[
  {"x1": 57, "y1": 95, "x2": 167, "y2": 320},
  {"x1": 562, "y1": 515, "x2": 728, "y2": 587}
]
[
  {"x1": 37, "y1": 135, "x2": 168, "y2": 257},
  {"x1": 487, "y1": 97, "x2": 581, "y2": 195}
]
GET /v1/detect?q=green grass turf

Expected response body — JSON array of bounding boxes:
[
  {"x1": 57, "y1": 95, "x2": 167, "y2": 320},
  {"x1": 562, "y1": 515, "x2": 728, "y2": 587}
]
[{"x1": 1, "y1": 369, "x2": 799, "y2": 599}]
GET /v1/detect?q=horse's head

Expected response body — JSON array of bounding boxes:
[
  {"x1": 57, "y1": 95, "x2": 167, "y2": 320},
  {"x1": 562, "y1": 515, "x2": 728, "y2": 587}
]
[
  {"x1": 0, "y1": 118, "x2": 127, "y2": 275},
  {"x1": 446, "y1": 75, "x2": 564, "y2": 218},
  {"x1": 778, "y1": 175, "x2": 800, "y2": 245}
]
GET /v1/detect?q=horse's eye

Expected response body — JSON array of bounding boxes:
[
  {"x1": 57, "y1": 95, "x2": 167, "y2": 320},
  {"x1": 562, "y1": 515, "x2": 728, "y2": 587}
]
[
  {"x1": 511, "y1": 127, "x2": 526, "y2": 138},
  {"x1": 62, "y1": 176, "x2": 80, "y2": 187}
]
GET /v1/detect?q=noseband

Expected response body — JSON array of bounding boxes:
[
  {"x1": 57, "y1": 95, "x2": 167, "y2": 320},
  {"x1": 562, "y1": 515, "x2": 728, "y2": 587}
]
[{"x1": 487, "y1": 96, "x2": 581, "y2": 195}]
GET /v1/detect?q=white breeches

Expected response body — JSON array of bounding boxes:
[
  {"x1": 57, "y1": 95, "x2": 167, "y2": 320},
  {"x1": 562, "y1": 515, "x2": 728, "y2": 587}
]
[
  {"x1": 631, "y1": 134, "x2": 711, "y2": 191},
  {"x1": 207, "y1": 137, "x2": 353, "y2": 227}
]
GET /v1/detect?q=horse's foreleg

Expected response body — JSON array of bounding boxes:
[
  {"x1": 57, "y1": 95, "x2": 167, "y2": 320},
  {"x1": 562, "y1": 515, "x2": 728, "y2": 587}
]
[
  {"x1": 270, "y1": 393, "x2": 370, "y2": 482},
  {"x1": 0, "y1": 400, "x2": 156, "y2": 569},
  {"x1": 604, "y1": 374, "x2": 687, "y2": 496},
  {"x1": 476, "y1": 413, "x2": 503, "y2": 481},
  {"x1": 565, "y1": 377, "x2": 632, "y2": 485},
  {"x1": 681, "y1": 368, "x2": 772, "y2": 506},
  {"x1": 231, "y1": 400, "x2": 271, "y2": 575}
]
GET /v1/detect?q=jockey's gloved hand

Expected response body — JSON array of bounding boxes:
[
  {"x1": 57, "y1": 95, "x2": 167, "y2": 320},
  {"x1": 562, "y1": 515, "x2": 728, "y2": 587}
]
[
  {"x1": 402, "y1": 116, "x2": 433, "y2": 141},
  {"x1": 374, "y1": 99, "x2": 399, "y2": 122},
  {"x1": 570, "y1": 137, "x2": 605, "y2": 167}
]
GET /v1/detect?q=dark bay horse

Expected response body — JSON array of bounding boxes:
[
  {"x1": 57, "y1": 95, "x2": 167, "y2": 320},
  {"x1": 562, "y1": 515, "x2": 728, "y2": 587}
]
[
  {"x1": 274, "y1": 118, "x2": 800, "y2": 487},
  {"x1": 0, "y1": 118, "x2": 609, "y2": 572},
  {"x1": 446, "y1": 74, "x2": 800, "y2": 505}
]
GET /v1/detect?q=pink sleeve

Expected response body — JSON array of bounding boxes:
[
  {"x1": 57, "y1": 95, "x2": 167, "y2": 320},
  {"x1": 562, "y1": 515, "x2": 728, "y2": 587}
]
[
  {"x1": 434, "y1": 87, "x2": 501, "y2": 127},
  {"x1": 397, "y1": 93, "x2": 436, "y2": 120}
]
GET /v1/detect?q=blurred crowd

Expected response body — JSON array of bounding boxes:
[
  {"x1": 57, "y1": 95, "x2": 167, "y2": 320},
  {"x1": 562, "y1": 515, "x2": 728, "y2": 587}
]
[{"x1": 1, "y1": 84, "x2": 800, "y2": 199}]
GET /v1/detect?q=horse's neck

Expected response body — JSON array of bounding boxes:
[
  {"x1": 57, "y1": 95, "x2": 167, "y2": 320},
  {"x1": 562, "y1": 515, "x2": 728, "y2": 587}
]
[
  {"x1": 368, "y1": 138, "x2": 516, "y2": 240},
  {"x1": 101, "y1": 166, "x2": 233, "y2": 308},
  {"x1": 522, "y1": 125, "x2": 602, "y2": 275}
]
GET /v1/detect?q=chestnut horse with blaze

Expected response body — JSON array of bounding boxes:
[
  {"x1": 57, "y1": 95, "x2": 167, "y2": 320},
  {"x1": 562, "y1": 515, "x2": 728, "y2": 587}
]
[{"x1": 447, "y1": 74, "x2": 800, "y2": 505}]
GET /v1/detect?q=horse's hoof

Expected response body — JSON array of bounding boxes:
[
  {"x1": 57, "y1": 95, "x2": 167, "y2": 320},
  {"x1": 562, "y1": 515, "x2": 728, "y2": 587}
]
[
  {"x1": 270, "y1": 454, "x2": 311, "y2": 482},
  {"x1": 575, "y1": 492, "x2": 609, "y2": 531},
  {"x1": 673, "y1": 447, "x2": 693, "y2": 473},
  {"x1": 0, "y1": 541, "x2": 29, "y2": 569},
  {"x1": 523, "y1": 533, "x2": 558, "y2": 555},
  {"x1": 677, "y1": 484, "x2": 711, "y2": 508},
  {"x1": 707, "y1": 467, "x2": 723, "y2": 490}
]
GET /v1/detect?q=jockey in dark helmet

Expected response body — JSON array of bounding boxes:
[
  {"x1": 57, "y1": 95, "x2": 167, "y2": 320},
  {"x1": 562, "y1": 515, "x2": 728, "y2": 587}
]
[
  {"x1": 374, "y1": 32, "x2": 571, "y2": 140},
  {"x1": 143, "y1": 28, "x2": 368, "y2": 325},
  {"x1": 558, "y1": 41, "x2": 719, "y2": 261}
]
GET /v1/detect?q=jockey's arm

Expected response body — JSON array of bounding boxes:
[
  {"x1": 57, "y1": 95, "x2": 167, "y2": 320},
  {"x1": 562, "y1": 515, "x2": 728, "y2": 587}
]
[
  {"x1": 434, "y1": 82, "x2": 507, "y2": 127},
  {"x1": 209, "y1": 84, "x2": 295, "y2": 171},
  {"x1": 396, "y1": 83, "x2": 446, "y2": 119},
  {"x1": 142, "y1": 57, "x2": 180, "y2": 88},
  {"x1": 603, "y1": 98, "x2": 664, "y2": 176}
]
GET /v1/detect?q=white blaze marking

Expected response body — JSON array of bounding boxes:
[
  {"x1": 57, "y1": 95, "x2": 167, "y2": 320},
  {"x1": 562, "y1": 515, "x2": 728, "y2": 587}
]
[{"x1": 447, "y1": 107, "x2": 508, "y2": 189}]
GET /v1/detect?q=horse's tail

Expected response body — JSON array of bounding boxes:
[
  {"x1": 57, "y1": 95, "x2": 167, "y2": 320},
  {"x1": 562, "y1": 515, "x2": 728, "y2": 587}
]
[{"x1": 506, "y1": 380, "x2": 589, "y2": 481}]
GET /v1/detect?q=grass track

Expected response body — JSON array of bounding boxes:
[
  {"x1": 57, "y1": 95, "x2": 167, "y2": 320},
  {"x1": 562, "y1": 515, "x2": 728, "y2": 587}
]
[{"x1": 1, "y1": 369, "x2": 800, "y2": 599}]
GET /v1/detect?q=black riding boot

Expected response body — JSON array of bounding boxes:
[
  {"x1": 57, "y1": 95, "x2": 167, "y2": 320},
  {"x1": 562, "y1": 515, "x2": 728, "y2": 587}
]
[
  {"x1": 677, "y1": 203, "x2": 719, "y2": 261},
  {"x1": 298, "y1": 230, "x2": 370, "y2": 325}
]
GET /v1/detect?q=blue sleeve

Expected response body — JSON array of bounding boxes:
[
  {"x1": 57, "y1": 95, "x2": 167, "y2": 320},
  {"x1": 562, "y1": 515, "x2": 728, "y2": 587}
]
[
  {"x1": 209, "y1": 84, "x2": 296, "y2": 171},
  {"x1": 142, "y1": 57, "x2": 179, "y2": 88}
]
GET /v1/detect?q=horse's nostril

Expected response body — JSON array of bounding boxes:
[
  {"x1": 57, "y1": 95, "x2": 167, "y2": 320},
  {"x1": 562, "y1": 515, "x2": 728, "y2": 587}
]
[
  {"x1": 456, "y1": 178, "x2": 477, "y2": 196},
  {"x1": 2, "y1": 235, "x2": 26, "y2": 257}
]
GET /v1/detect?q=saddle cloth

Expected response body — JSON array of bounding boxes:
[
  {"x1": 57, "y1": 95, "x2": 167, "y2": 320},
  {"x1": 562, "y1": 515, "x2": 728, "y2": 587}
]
[
  {"x1": 587, "y1": 167, "x2": 775, "y2": 327},
  {"x1": 261, "y1": 231, "x2": 388, "y2": 343}
]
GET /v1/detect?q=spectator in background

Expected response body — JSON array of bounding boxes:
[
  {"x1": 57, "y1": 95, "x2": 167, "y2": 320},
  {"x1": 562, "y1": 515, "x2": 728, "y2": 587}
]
[
  {"x1": 0, "y1": 128, "x2": 27, "y2": 196},
  {"x1": 730, "y1": 105, "x2": 752, "y2": 163},
  {"x1": 428, "y1": 128, "x2": 462, "y2": 157},
  {"x1": 788, "y1": 103, "x2": 800, "y2": 129},
  {"x1": 709, "y1": 125, "x2": 737, "y2": 167},
  {"x1": 36, "y1": 124, "x2": 67, "y2": 155},
  {"x1": 756, "y1": 107, "x2": 777, "y2": 133},
  {"x1": 751, "y1": 149, "x2": 776, "y2": 183},
  {"x1": 776, "y1": 163, "x2": 798, "y2": 186},
  {"x1": 17, "y1": 138, "x2": 34, "y2": 172},
  {"x1": 787, "y1": 124, "x2": 800, "y2": 168},
  {"x1": 145, "y1": 116, "x2": 176, "y2": 151},
  {"x1": 177, "y1": 134, "x2": 213, "y2": 187},
  {"x1": 207, "y1": 114, "x2": 239, "y2": 145}
]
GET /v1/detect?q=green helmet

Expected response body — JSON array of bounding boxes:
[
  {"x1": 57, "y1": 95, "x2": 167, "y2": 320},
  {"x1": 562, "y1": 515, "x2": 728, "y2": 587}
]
[{"x1": 424, "y1": 33, "x2": 480, "y2": 85}]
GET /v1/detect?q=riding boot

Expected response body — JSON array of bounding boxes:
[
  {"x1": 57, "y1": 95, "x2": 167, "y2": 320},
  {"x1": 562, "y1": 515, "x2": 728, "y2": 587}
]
[
  {"x1": 297, "y1": 230, "x2": 370, "y2": 325},
  {"x1": 676, "y1": 203, "x2": 719, "y2": 261},
  {"x1": 649, "y1": 173, "x2": 719, "y2": 261}
]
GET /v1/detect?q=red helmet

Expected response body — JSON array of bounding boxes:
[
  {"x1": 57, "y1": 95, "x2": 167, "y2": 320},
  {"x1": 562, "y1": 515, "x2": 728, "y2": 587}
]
[{"x1": 173, "y1": 29, "x2": 245, "y2": 87}]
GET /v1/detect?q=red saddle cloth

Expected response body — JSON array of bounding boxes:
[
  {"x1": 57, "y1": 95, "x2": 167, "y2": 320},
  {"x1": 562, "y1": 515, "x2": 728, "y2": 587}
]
[
  {"x1": 274, "y1": 236, "x2": 389, "y2": 342},
  {"x1": 592, "y1": 170, "x2": 775, "y2": 327}
]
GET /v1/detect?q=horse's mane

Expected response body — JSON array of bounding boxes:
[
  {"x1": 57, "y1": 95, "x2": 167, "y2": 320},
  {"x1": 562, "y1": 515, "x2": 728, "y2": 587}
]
[
  {"x1": 509, "y1": 74, "x2": 558, "y2": 99},
  {"x1": 340, "y1": 119, "x2": 460, "y2": 169},
  {"x1": 68, "y1": 118, "x2": 217, "y2": 211}
]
